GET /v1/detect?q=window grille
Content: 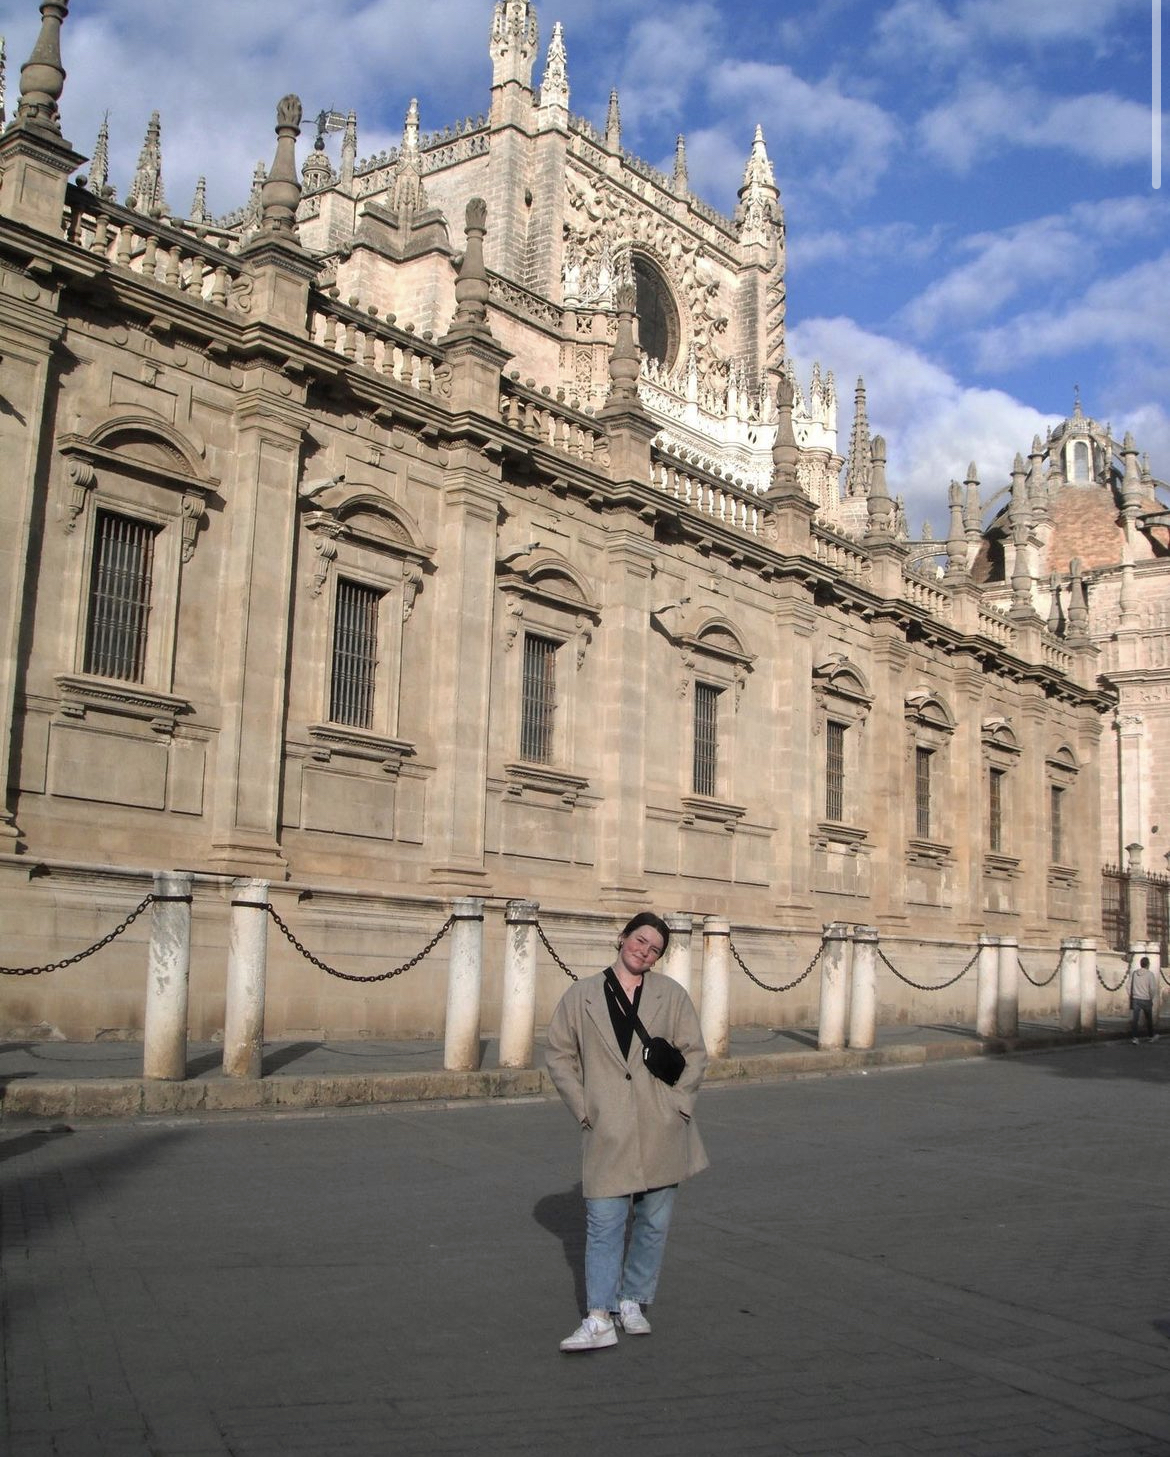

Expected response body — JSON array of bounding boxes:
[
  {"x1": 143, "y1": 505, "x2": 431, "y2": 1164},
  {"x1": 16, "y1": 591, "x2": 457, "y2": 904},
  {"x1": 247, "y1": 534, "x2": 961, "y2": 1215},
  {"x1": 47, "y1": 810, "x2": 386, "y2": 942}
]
[
  {"x1": 915, "y1": 746, "x2": 932, "y2": 839},
  {"x1": 84, "y1": 509, "x2": 156, "y2": 682},
  {"x1": 330, "y1": 578, "x2": 380, "y2": 728},
  {"x1": 521, "y1": 633, "x2": 558, "y2": 763},
  {"x1": 989, "y1": 767, "x2": 1004, "y2": 852},
  {"x1": 1050, "y1": 784, "x2": 1064, "y2": 863},
  {"x1": 825, "y1": 721, "x2": 845, "y2": 821},
  {"x1": 692, "y1": 682, "x2": 719, "y2": 796}
]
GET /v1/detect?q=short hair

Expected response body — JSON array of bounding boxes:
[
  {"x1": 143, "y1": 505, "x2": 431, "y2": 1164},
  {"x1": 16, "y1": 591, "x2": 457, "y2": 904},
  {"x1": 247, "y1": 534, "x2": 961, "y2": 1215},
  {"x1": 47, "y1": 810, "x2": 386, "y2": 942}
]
[
  {"x1": 1140, "y1": 956, "x2": 1151, "y2": 968},
  {"x1": 618, "y1": 911, "x2": 671, "y2": 955}
]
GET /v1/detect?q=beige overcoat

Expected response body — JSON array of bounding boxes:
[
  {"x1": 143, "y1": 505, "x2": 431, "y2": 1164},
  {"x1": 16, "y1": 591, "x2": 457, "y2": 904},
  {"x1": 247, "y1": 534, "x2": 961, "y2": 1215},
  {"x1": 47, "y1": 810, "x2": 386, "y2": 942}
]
[{"x1": 545, "y1": 969, "x2": 709, "y2": 1199}]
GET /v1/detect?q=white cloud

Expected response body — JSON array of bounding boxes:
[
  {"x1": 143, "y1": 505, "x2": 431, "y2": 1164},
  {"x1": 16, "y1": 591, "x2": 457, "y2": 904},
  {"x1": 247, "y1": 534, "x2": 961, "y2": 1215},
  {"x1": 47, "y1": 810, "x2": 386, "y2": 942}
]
[
  {"x1": 788, "y1": 316, "x2": 1060, "y2": 532},
  {"x1": 876, "y1": 0, "x2": 1146, "y2": 64},
  {"x1": 920, "y1": 82, "x2": 1151, "y2": 172},
  {"x1": 792, "y1": 220, "x2": 946, "y2": 271}
]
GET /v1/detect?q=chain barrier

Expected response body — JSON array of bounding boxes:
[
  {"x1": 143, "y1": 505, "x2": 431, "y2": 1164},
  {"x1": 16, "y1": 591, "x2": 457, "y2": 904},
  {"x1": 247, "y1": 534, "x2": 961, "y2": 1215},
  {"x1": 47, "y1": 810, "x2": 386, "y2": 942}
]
[
  {"x1": 0, "y1": 893, "x2": 159, "y2": 976},
  {"x1": 876, "y1": 944, "x2": 978, "y2": 992},
  {"x1": 263, "y1": 903, "x2": 455, "y2": 983},
  {"x1": 730, "y1": 936, "x2": 822, "y2": 993},
  {"x1": 1162, "y1": 967, "x2": 1170, "y2": 990},
  {"x1": 536, "y1": 920, "x2": 579, "y2": 981},
  {"x1": 1017, "y1": 953, "x2": 1061, "y2": 989},
  {"x1": 1097, "y1": 962, "x2": 1130, "y2": 993}
]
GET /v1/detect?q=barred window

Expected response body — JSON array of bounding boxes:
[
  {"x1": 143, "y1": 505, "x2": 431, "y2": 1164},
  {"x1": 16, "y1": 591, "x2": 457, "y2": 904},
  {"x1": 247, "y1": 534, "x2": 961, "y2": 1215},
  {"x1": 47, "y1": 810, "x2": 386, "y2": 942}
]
[
  {"x1": 692, "y1": 682, "x2": 719, "y2": 796},
  {"x1": 915, "y1": 746, "x2": 932, "y2": 839},
  {"x1": 1050, "y1": 784, "x2": 1064, "y2": 863},
  {"x1": 330, "y1": 578, "x2": 381, "y2": 728},
  {"x1": 825, "y1": 721, "x2": 845, "y2": 821},
  {"x1": 989, "y1": 767, "x2": 1005, "y2": 852},
  {"x1": 520, "y1": 633, "x2": 558, "y2": 763},
  {"x1": 84, "y1": 509, "x2": 156, "y2": 682}
]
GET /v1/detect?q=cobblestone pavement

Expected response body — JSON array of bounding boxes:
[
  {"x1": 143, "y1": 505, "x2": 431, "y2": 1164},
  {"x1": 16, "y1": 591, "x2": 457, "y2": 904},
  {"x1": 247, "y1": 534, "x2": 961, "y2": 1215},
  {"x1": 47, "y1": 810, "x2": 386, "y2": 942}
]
[{"x1": 2, "y1": 1039, "x2": 1168, "y2": 1456}]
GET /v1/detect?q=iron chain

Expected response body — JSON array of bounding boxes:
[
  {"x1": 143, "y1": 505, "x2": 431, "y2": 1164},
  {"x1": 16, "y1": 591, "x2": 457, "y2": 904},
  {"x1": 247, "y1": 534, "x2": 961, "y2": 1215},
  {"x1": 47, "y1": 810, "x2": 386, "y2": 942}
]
[
  {"x1": 1017, "y1": 954, "x2": 1061, "y2": 988},
  {"x1": 1097, "y1": 964, "x2": 1130, "y2": 993},
  {"x1": 0, "y1": 894, "x2": 156, "y2": 976},
  {"x1": 264, "y1": 904, "x2": 455, "y2": 983},
  {"x1": 876, "y1": 945, "x2": 977, "y2": 992},
  {"x1": 730, "y1": 936, "x2": 822, "y2": 993},
  {"x1": 537, "y1": 921, "x2": 578, "y2": 981}
]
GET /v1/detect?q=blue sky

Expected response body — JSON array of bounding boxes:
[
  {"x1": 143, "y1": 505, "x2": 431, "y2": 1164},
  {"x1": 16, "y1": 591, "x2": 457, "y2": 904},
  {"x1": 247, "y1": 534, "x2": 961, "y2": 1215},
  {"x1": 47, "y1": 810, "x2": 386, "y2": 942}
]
[{"x1": 1, "y1": 0, "x2": 1165, "y2": 533}]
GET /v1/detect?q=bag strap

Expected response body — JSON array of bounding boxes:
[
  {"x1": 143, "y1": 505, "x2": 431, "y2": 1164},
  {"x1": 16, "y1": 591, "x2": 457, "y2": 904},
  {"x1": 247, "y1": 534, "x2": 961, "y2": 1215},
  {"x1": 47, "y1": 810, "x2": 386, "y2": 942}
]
[{"x1": 603, "y1": 965, "x2": 653, "y2": 1052}]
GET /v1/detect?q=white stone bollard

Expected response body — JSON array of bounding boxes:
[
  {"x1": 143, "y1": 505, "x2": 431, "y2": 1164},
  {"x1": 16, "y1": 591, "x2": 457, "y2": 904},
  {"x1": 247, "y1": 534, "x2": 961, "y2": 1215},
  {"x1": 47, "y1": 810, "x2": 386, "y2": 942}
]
[
  {"x1": 1059, "y1": 937, "x2": 1081, "y2": 1031},
  {"x1": 818, "y1": 923, "x2": 850, "y2": 1052},
  {"x1": 848, "y1": 926, "x2": 878, "y2": 1049},
  {"x1": 143, "y1": 871, "x2": 193, "y2": 1081},
  {"x1": 1077, "y1": 937, "x2": 1098, "y2": 1032},
  {"x1": 975, "y1": 935, "x2": 999, "y2": 1038},
  {"x1": 444, "y1": 896, "x2": 484, "y2": 1072},
  {"x1": 699, "y1": 917, "x2": 731, "y2": 1058},
  {"x1": 662, "y1": 912, "x2": 695, "y2": 997},
  {"x1": 498, "y1": 899, "x2": 539, "y2": 1069},
  {"x1": 223, "y1": 879, "x2": 270, "y2": 1079},
  {"x1": 997, "y1": 935, "x2": 1019, "y2": 1038}
]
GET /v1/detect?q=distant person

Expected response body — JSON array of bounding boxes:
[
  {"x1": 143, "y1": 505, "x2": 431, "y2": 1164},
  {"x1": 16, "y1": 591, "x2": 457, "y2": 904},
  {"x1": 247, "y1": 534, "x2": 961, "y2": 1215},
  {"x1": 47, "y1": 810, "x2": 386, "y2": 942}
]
[
  {"x1": 545, "y1": 911, "x2": 708, "y2": 1352},
  {"x1": 1129, "y1": 955, "x2": 1159, "y2": 1043}
]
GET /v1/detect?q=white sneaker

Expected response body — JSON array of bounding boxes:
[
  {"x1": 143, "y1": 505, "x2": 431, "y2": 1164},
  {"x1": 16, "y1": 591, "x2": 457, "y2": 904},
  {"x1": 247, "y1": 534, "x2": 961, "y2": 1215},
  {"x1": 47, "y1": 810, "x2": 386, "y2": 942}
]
[
  {"x1": 617, "y1": 1299, "x2": 652, "y2": 1335},
  {"x1": 560, "y1": 1312, "x2": 617, "y2": 1352}
]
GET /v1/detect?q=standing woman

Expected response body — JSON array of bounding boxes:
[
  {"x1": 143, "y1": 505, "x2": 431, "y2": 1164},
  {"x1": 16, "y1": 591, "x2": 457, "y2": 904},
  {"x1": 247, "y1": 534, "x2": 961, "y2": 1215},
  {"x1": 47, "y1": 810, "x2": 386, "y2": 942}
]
[{"x1": 546, "y1": 911, "x2": 708, "y2": 1352}]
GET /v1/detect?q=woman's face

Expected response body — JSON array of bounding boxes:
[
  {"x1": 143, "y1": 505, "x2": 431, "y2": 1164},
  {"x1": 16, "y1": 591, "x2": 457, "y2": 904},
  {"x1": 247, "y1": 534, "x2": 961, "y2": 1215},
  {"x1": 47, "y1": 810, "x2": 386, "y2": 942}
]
[{"x1": 618, "y1": 925, "x2": 665, "y2": 977}]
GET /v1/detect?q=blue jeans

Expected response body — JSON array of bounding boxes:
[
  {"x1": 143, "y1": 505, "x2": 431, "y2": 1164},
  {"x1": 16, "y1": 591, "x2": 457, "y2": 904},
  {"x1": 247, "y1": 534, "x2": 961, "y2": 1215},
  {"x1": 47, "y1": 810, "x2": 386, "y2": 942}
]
[{"x1": 584, "y1": 1185, "x2": 677, "y2": 1313}]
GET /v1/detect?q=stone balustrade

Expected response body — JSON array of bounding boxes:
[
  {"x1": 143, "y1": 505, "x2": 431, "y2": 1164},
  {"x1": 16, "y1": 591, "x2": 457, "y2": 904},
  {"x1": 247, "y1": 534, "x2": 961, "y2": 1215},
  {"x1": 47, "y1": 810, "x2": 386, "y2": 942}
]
[
  {"x1": 901, "y1": 569, "x2": 954, "y2": 621},
  {"x1": 498, "y1": 375, "x2": 605, "y2": 463},
  {"x1": 649, "y1": 452, "x2": 762, "y2": 534},
  {"x1": 810, "y1": 524, "x2": 872, "y2": 582},
  {"x1": 308, "y1": 298, "x2": 443, "y2": 393},
  {"x1": 977, "y1": 604, "x2": 1016, "y2": 649}
]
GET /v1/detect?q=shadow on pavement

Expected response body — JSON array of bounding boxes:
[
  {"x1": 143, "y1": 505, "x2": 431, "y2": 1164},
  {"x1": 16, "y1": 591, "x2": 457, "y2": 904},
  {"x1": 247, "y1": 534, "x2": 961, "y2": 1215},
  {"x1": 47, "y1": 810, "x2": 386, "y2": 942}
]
[
  {"x1": 533, "y1": 1183, "x2": 586, "y2": 1316},
  {"x1": 261, "y1": 1041, "x2": 324, "y2": 1075},
  {"x1": 0, "y1": 1123, "x2": 74, "y2": 1162}
]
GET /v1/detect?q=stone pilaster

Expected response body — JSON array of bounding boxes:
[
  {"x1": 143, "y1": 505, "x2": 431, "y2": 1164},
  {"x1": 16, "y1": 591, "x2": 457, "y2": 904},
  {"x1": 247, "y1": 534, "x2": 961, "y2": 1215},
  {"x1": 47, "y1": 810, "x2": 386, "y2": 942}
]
[
  {"x1": 208, "y1": 377, "x2": 307, "y2": 872},
  {"x1": 951, "y1": 659, "x2": 986, "y2": 934},
  {"x1": 771, "y1": 583, "x2": 817, "y2": 919},
  {"x1": 869, "y1": 628, "x2": 910, "y2": 924}
]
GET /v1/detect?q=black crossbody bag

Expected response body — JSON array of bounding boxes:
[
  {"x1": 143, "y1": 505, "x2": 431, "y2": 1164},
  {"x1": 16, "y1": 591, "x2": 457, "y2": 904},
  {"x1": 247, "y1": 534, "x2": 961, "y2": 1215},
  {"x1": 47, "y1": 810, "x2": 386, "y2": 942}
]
[{"x1": 603, "y1": 967, "x2": 687, "y2": 1087}]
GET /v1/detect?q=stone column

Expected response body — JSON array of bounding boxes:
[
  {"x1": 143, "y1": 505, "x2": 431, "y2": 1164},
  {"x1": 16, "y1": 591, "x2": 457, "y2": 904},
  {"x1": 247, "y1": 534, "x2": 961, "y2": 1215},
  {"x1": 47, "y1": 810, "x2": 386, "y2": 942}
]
[
  {"x1": 1078, "y1": 937, "x2": 1098, "y2": 1033},
  {"x1": 444, "y1": 896, "x2": 484, "y2": 1071},
  {"x1": 975, "y1": 934, "x2": 999, "y2": 1037},
  {"x1": 661, "y1": 912, "x2": 695, "y2": 997},
  {"x1": 223, "y1": 879, "x2": 270, "y2": 1079},
  {"x1": 817, "y1": 922, "x2": 850, "y2": 1051},
  {"x1": 848, "y1": 925, "x2": 878, "y2": 1049},
  {"x1": 499, "y1": 898, "x2": 539, "y2": 1069},
  {"x1": 996, "y1": 934, "x2": 1019, "y2": 1038},
  {"x1": 699, "y1": 917, "x2": 731, "y2": 1058},
  {"x1": 1059, "y1": 937, "x2": 1081, "y2": 1031},
  {"x1": 143, "y1": 872, "x2": 193, "y2": 1081}
]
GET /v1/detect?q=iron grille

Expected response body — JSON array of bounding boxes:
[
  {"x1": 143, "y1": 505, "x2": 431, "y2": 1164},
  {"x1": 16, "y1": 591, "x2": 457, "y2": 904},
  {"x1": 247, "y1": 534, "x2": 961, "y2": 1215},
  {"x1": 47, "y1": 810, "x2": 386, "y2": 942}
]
[
  {"x1": 84, "y1": 510, "x2": 155, "y2": 682},
  {"x1": 989, "y1": 767, "x2": 1004, "y2": 852},
  {"x1": 1050, "y1": 784, "x2": 1064, "y2": 863},
  {"x1": 915, "y1": 746, "x2": 932, "y2": 839},
  {"x1": 825, "y1": 720, "x2": 845, "y2": 821},
  {"x1": 1101, "y1": 865, "x2": 1128, "y2": 952},
  {"x1": 1146, "y1": 870, "x2": 1169, "y2": 963},
  {"x1": 692, "y1": 681, "x2": 719, "y2": 796},
  {"x1": 330, "y1": 578, "x2": 380, "y2": 728},
  {"x1": 520, "y1": 633, "x2": 557, "y2": 762}
]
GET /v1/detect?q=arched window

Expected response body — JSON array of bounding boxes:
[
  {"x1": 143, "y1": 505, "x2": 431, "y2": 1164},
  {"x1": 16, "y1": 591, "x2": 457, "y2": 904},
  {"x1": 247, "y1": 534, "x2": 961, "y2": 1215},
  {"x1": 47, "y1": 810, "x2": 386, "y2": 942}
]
[{"x1": 632, "y1": 255, "x2": 680, "y2": 369}]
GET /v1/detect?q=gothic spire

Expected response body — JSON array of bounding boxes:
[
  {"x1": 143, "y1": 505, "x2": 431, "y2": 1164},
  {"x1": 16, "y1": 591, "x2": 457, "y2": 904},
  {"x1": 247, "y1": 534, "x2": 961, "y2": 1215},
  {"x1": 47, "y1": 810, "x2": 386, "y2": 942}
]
[
  {"x1": 490, "y1": 1, "x2": 538, "y2": 91},
  {"x1": 539, "y1": 20, "x2": 569, "y2": 110},
  {"x1": 844, "y1": 377, "x2": 872, "y2": 498},
  {"x1": 129, "y1": 111, "x2": 165, "y2": 214},
  {"x1": 189, "y1": 176, "x2": 208, "y2": 225},
  {"x1": 389, "y1": 98, "x2": 427, "y2": 214},
  {"x1": 0, "y1": 37, "x2": 7, "y2": 127},
  {"x1": 672, "y1": 134, "x2": 688, "y2": 195},
  {"x1": 88, "y1": 111, "x2": 109, "y2": 195},
  {"x1": 737, "y1": 124, "x2": 779, "y2": 247},
  {"x1": 605, "y1": 88, "x2": 621, "y2": 151}
]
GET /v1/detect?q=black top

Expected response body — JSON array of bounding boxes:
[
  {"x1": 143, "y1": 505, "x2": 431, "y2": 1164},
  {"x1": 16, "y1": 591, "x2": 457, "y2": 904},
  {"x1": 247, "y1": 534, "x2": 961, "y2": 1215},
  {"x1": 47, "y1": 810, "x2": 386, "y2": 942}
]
[{"x1": 604, "y1": 972, "x2": 643, "y2": 1061}]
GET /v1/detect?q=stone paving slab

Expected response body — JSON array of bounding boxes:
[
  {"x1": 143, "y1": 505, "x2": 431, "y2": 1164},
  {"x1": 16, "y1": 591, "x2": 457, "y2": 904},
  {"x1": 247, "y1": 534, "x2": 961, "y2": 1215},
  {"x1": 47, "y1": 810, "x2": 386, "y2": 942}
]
[
  {"x1": 0, "y1": 1020, "x2": 1133, "y2": 1120},
  {"x1": 2, "y1": 1040, "x2": 1168, "y2": 1455}
]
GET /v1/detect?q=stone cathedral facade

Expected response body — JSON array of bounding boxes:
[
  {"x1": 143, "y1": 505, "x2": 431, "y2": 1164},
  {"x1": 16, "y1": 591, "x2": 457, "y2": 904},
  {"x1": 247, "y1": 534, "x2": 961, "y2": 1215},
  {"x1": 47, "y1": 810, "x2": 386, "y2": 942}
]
[{"x1": 0, "y1": 1, "x2": 1125, "y2": 1041}]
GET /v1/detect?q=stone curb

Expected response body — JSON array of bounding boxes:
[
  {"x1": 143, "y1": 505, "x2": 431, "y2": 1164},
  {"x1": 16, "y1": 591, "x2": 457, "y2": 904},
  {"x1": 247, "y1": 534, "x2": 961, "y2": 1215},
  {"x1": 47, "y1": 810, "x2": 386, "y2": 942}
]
[{"x1": 0, "y1": 1027, "x2": 1122, "y2": 1122}]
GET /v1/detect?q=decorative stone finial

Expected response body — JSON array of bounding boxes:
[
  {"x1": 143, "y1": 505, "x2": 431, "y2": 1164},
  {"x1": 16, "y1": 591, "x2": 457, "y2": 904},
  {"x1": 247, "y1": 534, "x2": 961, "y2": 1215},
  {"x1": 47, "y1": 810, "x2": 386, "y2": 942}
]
[
  {"x1": 128, "y1": 111, "x2": 165, "y2": 215},
  {"x1": 539, "y1": 21, "x2": 569, "y2": 109},
  {"x1": 490, "y1": 0, "x2": 538, "y2": 91},
  {"x1": 963, "y1": 462, "x2": 981, "y2": 534},
  {"x1": 844, "y1": 376, "x2": 871, "y2": 499},
  {"x1": 607, "y1": 276, "x2": 641, "y2": 403},
  {"x1": 672, "y1": 134, "x2": 688, "y2": 195},
  {"x1": 1120, "y1": 431, "x2": 1143, "y2": 513},
  {"x1": 88, "y1": 111, "x2": 109, "y2": 195},
  {"x1": 737, "y1": 123, "x2": 779, "y2": 246},
  {"x1": 1068, "y1": 558, "x2": 1089, "y2": 637},
  {"x1": 452, "y1": 197, "x2": 490, "y2": 330},
  {"x1": 1, "y1": 38, "x2": 8, "y2": 127},
  {"x1": 390, "y1": 99, "x2": 427, "y2": 215},
  {"x1": 14, "y1": 0, "x2": 69, "y2": 136},
  {"x1": 189, "y1": 176, "x2": 208, "y2": 225},
  {"x1": 771, "y1": 372, "x2": 799, "y2": 490},
  {"x1": 605, "y1": 88, "x2": 621, "y2": 151},
  {"x1": 866, "y1": 436, "x2": 895, "y2": 536},
  {"x1": 257, "y1": 95, "x2": 303, "y2": 240},
  {"x1": 945, "y1": 480, "x2": 967, "y2": 577}
]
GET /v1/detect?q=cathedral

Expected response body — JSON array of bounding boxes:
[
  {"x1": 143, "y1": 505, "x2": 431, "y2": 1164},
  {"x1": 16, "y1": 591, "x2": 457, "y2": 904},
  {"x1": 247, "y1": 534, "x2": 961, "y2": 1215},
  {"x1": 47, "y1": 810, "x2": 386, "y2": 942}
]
[{"x1": 0, "y1": 0, "x2": 1153, "y2": 1043}]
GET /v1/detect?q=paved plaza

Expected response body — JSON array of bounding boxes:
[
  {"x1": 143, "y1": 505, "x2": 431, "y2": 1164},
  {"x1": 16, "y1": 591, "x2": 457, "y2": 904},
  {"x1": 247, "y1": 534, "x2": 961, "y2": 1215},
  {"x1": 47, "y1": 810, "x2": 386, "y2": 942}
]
[{"x1": 2, "y1": 1040, "x2": 1169, "y2": 1456}]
